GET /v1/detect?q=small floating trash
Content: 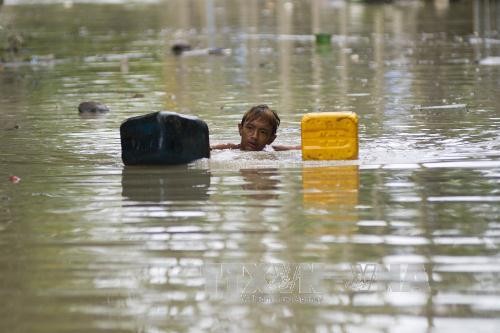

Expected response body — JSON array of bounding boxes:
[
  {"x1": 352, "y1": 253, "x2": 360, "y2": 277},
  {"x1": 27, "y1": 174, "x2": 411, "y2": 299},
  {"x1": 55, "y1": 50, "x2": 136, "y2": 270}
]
[
  {"x1": 171, "y1": 42, "x2": 192, "y2": 55},
  {"x1": 207, "y1": 48, "x2": 231, "y2": 56},
  {"x1": 174, "y1": 47, "x2": 231, "y2": 57},
  {"x1": 346, "y1": 93, "x2": 370, "y2": 97},
  {"x1": 8, "y1": 175, "x2": 21, "y2": 184},
  {"x1": 417, "y1": 104, "x2": 468, "y2": 111},
  {"x1": 78, "y1": 101, "x2": 110, "y2": 113},
  {"x1": 469, "y1": 37, "x2": 500, "y2": 45},
  {"x1": 120, "y1": 111, "x2": 210, "y2": 165},
  {"x1": 315, "y1": 33, "x2": 331, "y2": 45}
]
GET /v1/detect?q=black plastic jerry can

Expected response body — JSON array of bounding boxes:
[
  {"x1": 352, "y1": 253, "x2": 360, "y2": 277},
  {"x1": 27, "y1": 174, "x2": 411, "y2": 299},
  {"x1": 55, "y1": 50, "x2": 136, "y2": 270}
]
[{"x1": 120, "y1": 111, "x2": 210, "y2": 165}]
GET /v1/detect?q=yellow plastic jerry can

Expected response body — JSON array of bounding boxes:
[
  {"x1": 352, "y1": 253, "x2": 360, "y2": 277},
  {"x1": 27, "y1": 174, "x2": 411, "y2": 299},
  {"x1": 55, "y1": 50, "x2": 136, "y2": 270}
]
[{"x1": 301, "y1": 112, "x2": 358, "y2": 160}]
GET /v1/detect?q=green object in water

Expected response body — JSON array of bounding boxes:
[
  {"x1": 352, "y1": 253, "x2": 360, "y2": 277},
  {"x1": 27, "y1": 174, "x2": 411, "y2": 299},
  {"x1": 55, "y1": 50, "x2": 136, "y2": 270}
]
[{"x1": 315, "y1": 33, "x2": 331, "y2": 45}]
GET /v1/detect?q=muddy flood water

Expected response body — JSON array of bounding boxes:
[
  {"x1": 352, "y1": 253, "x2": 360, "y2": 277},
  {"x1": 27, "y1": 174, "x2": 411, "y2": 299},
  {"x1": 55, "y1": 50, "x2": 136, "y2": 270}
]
[{"x1": 1, "y1": 0, "x2": 500, "y2": 332}]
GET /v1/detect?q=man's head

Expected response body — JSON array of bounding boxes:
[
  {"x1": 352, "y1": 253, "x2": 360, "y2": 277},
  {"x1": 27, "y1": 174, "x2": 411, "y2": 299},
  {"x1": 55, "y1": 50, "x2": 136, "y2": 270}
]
[{"x1": 238, "y1": 105, "x2": 280, "y2": 151}]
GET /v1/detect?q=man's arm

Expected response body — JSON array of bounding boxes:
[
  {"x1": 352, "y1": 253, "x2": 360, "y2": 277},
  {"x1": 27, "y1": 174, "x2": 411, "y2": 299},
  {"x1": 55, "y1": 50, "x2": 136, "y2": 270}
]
[
  {"x1": 210, "y1": 143, "x2": 241, "y2": 150},
  {"x1": 272, "y1": 145, "x2": 301, "y2": 151}
]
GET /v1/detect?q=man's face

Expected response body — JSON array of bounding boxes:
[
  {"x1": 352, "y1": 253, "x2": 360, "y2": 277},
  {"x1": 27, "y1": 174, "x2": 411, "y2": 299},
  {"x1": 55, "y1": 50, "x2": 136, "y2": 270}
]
[{"x1": 238, "y1": 117, "x2": 276, "y2": 151}]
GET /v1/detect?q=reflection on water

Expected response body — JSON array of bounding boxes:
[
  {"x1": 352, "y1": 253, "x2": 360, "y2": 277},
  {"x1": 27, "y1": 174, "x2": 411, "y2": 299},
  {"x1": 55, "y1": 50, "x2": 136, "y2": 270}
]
[
  {"x1": 122, "y1": 165, "x2": 211, "y2": 202},
  {"x1": 302, "y1": 165, "x2": 359, "y2": 234},
  {"x1": 240, "y1": 168, "x2": 280, "y2": 200},
  {"x1": 1, "y1": 0, "x2": 500, "y2": 332},
  {"x1": 303, "y1": 165, "x2": 358, "y2": 207}
]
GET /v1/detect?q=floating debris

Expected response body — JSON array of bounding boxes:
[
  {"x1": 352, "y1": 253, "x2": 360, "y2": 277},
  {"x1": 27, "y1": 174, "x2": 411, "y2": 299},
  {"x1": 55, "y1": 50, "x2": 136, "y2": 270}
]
[
  {"x1": 208, "y1": 48, "x2": 231, "y2": 55},
  {"x1": 417, "y1": 104, "x2": 468, "y2": 111},
  {"x1": 479, "y1": 57, "x2": 500, "y2": 66},
  {"x1": 176, "y1": 48, "x2": 231, "y2": 57},
  {"x1": 171, "y1": 42, "x2": 191, "y2": 55},
  {"x1": 469, "y1": 37, "x2": 500, "y2": 45},
  {"x1": 347, "y1": 93, "x2": 370, "y2": 97},
  {"x1": 78, "y1": 101, "x2": 110, "y2": 113},
  {"x1": 315, "y1": 33, "x2": 331, "y2": 45},
  {"x1": 8, "y1": 175, "x2": 21, "y2": 183}
]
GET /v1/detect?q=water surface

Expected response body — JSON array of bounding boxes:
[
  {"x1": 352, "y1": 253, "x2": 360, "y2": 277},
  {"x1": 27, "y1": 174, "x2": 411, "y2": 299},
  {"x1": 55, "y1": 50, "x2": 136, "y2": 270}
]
[{"x1": 1, "y1": 1, "x2": 500, "y2": 332}]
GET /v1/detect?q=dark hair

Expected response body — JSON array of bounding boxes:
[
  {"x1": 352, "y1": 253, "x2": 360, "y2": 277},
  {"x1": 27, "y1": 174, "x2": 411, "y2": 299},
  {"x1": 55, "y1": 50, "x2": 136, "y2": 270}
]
[{"x1": 240, "y1": 104, "x2": 281, "y2": 135}]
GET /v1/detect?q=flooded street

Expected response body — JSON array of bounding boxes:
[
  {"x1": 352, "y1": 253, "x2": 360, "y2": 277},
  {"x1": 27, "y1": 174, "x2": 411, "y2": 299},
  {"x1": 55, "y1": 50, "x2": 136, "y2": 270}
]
[{"x1": 1, "y1": 0, "x2": 500, "y2": 332}]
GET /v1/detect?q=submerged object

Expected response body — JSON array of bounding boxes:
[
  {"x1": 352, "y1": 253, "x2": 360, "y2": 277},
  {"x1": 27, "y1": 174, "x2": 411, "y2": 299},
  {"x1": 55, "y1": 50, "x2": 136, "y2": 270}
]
[
  {"x1": 120, "y1": 111, "x2": 210, "y2": 165},
  {"x1": 301, "y1": 112, "x2": 358, "y2": 160},
  {"x1": 78, "y1": 101, "x2": 110, "y2": 113}
]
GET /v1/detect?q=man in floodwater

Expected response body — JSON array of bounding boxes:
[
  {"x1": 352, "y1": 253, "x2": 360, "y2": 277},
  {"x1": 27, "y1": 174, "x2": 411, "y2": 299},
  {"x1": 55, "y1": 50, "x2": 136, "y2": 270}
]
[{"x1": 211, "y1": 104, "x2": 300, "y2": 151}]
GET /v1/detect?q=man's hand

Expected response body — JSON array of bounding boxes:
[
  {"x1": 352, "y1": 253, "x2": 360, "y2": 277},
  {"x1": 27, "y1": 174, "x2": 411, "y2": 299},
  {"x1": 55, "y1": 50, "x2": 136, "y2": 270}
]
[{"x1": 272, "y1": 145, "x2": 301, "y2": 151}]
